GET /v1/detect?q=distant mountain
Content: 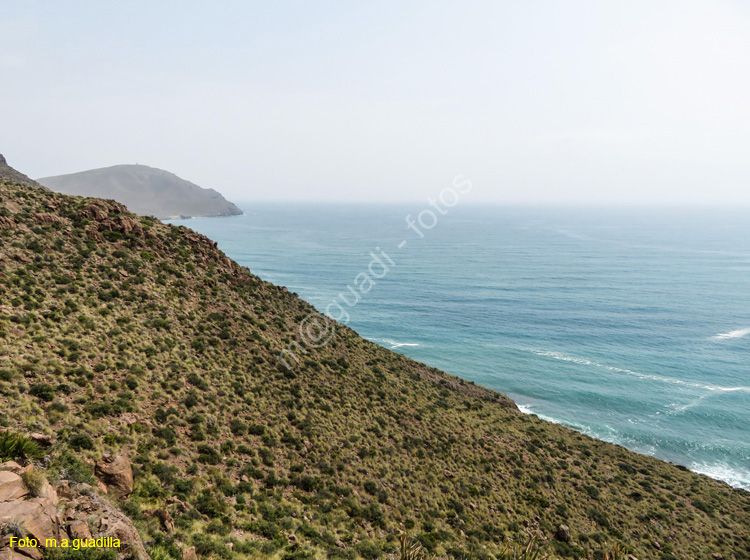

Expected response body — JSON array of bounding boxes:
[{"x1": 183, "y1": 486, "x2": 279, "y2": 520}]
[
  {"x1": 37, "y1": 164, "x2": 243, "y2": 219},
  {"x1": 0, "y1": 153, "x2": 47, "y2": 189}
]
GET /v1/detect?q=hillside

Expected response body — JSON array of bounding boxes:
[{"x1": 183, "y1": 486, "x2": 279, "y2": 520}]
[
  {"x1": 0, "y1": 178, "x2": 749, "y2": 560},
  {"x1": 37, "y1": 164, "x2": 242, "y2": 219}
]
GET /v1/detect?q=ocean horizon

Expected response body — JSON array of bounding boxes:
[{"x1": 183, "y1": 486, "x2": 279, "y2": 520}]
[{"x1": 171, "y1": 202, "x2": 750, "y2": 491}]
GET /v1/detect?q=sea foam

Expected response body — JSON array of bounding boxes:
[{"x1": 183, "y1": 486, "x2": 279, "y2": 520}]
[
  {"x1": 713, "y1": 327, "x2": 750, "y2": 340},
  {"x1": 370, "y1": 337, "x2": 420, "y2": 349},
  {"x1": 689, "y1": 462, "x2": 750, "y2": 491},
  {"x1": 530, "y1": 349, "x2": 750, "y2": 393}
]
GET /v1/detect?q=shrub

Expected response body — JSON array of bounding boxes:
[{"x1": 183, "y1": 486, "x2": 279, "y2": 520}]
[
  {"x1": 187, "y1": 372, "x2": 208, "y2": 391},
  {"x1": 22, "y1": 468, "x2": 48, "y2": 497},
  {"x1": 587, "y1": 508, "x2": 611, "y2": 529},
  {"x1": 248, "y1": 424, "x2": 265, "y2": 435},
  {"x1": 147, "y1": 546, "x2": 179, "y2": 560},
  {"x1": 230, "y1": 419, "x2": 247, "y2": 436},
  {"x1": 195, "y1": 491, "x2": 227, "y2": 518},
  {"x1": 153, "y1": 427, "x2": 177, "y2": 446},
  {"x1": 69, "y1": 433, "x2": 94, "y2": 451},
  {"x1": 49, "y1": 451, "x2": 95, "y2": 484},
  {"x1": 189, "y1": 424, "x2": 206, "y2": 441},
  {"x1": 47, "y1": 401, "x2": 69, "y2": 413},
  {"x1": 0, "y1": 431, "x2": 41, "y2": 461},
  {"x1": 29, "y1": 383, "x2": 55, "y2": 402},
  {"x1": 356, "y1": 540, "x2": 382, "y2": 559},
  {"x1": 281, "y1": 551, "x2": 316, "y2": 560},
  {"x1": 692, "y1": 499, "x2": 714, "y2": 514},
  {"x1": 583, "y1": 485, "x2": 601, "y2": 500},
  {"x1": 45, "y1": 548, "x2": 118, "y2": 560},
  {"x1": 197, "y1": 444, "x2": 221, "y2": 464}
]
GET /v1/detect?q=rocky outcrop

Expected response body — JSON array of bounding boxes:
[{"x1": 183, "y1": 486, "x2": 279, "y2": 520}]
[
  {"x1": 81, "y1": 201, "x2": 128, "y2": 221},
  {"x1": 32, "y1": 213, "x2": 66, "y2": 226},
  {"x1": 94, "y1": 454, "x2": 133, "y2": 499},
  {"x1": 0, "y1": 466, "x2": 61, "y2": 558},
  {"x1": 66, "y1": 487, "x2": 148, "y2": 560},
  {"x1": 0, "y1": 462, "x2": 147, "y2": 560}
]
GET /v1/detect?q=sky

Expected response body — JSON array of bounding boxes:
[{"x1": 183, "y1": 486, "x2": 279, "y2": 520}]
[{"x1": 2, "y1": 0, "x2": 750, "y2": 204}]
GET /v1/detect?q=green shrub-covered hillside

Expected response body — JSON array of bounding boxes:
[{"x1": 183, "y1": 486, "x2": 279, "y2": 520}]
[{"x1": 0, "y1": 180, "x2": 748, "y2": 560}]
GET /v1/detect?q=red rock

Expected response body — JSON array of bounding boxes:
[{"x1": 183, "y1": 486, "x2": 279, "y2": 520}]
[
  {"x1": 67, "y1": 519, "x2": 92, "y2": 540},
  {"x1": 94, "y1": 454, "x2": 133, "y2": 499},
  {"x1": 0, "y1": 462, "x2": 24, "y2": 475},
  {"x1": 0, "y1": 471, "x2": 29, "y2": 502}
]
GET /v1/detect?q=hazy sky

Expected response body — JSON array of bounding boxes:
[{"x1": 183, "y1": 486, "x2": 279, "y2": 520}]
[{"x1": 3, "y1": 0, "x2": 750, "y2": 204}]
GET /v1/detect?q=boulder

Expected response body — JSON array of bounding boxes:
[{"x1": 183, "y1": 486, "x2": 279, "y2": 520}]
[
  {"x1": 0, "y1": 472, "x2": 29, "y2": 502},
  {"x1": 56, "y1": 480, "x2": 74, "y2": 500},
  {"x1": 153, "y1": 509, "x2": 175, "y2": 533},
  {"x1": 0, "y1": 498, "x2": 61, "y2": 545},
  {"x1": 0, "y1": 548, "x2": 32, "y2": 560},
  {"x1": 67, "y1": 519, "x2": 92, "y2": 540},
  {"x1": 181, "y1": 547, "x2": 198, "y2": 560},
  {"x1": 0, "y1": 463, "x2": 23, "y2": 475},
  {"x1": 95, "y1": 454, "x2": 133, "y2": 499},
  {"x1": 29, "y1": 433, "x2": 55, "y2": 447},
  {"x1": 555, "y1": 524, "x2": 571, "y2": 543}
]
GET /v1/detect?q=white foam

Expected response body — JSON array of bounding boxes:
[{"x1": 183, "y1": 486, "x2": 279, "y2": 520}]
[
  {"x1": 370, "y1": 338, "x2": 420, "y2": 349},
  {"x1": 713, "y1": 327, "x2": 750, "y2": 340},
  {"x1": 689, "y1": 462, "x2": 750, "y2": 491},
  {"x1": 517, "y1": 402, "x2": 622, "y2": 443},
  {"x1": 384, "y1": 339, "x2": 418, "y2": 349},
  {"x1": 530, "y1": 350, "x2": 750, "y2": 393}
]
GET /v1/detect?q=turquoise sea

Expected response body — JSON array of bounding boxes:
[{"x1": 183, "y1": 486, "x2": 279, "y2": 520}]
[{"x1": 171, "y1": 204, "x2": 750, "y2": 490}]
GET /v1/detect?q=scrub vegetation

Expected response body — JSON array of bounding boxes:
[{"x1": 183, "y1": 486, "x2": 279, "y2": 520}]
[{"x1": 1, "y1": 180, "x2": 748, "y2": 559}]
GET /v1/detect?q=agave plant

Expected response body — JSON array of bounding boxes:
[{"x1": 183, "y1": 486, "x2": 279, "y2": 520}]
[
  {"x1": 399, "y1": 533, "x2": 434, "y2": 560},
  {"x1": 498, "y1": 535, "x2": 548, "y2": 560}
]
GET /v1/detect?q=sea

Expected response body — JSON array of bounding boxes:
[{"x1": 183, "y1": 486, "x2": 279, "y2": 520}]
[{"x1": 170, "y1": 204, "x2": 750, "y2": 490}]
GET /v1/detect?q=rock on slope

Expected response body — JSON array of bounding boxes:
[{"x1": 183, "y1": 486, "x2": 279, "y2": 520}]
[
  {"x1": 0, "y1": 176, "x2": 748, "y2": 560},
  {"x1": 38, "y1": 164, "x2": 242, "y2": 219}
]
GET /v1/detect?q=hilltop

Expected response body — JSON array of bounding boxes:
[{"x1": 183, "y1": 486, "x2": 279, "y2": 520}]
[
  {"x1": 37, "y1": 164, "x2": 242, "y2": 219},
  {"x1": 0, "y1": 177, "x2": 748, "y2": 560}
]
